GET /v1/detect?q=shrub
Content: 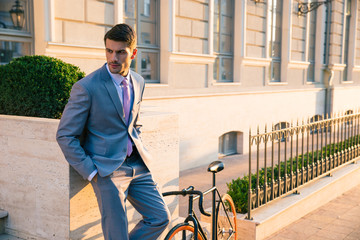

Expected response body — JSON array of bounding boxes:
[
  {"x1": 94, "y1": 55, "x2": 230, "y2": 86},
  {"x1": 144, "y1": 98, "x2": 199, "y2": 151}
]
[
  {"x1": 227, "y1": 135, "x2": 360, "y2": 214},
  {"x1": 227, "y1": 176, "x2": 249, "y2": 213},
  {"x1": 0, "y1": 55, "x2": 85, "y2": 119}
]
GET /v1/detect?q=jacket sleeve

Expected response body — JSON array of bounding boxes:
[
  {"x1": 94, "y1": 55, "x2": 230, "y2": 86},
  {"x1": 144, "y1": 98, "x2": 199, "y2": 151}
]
[{"x1": 56, "y1": 82, "x2": 96, "y2": 180}]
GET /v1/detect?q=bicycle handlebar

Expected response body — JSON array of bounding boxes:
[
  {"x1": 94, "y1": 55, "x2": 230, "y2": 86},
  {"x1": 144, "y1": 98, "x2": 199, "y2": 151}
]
[{"x1": 162, "y1": 187, "x2": 211, "y2": 217}]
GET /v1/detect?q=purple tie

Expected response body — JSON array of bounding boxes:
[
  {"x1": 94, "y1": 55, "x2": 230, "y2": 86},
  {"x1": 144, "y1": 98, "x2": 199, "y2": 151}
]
[{"x1": 122, "y1": 78, "x2": 133, "y2": 156}]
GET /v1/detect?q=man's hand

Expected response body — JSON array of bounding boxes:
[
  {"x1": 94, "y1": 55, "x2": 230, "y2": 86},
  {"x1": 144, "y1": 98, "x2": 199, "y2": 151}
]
[{"x1": 93, "y1": 173, "x2": 98, "y2": 183}]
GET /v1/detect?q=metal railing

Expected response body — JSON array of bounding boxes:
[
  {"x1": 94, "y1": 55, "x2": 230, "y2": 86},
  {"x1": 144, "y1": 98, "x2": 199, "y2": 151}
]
[{"x1": 247, "y1": 111, "x2": 360, "y2": 219}]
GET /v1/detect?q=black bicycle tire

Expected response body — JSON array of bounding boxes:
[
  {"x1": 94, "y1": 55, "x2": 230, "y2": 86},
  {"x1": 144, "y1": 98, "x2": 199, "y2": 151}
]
[
  {"x1": 164, "y1": 222, "x2": 205, "y2": 240},
  {"x1": 216, "y1": 194, "x2": 238, "y2": 240}
]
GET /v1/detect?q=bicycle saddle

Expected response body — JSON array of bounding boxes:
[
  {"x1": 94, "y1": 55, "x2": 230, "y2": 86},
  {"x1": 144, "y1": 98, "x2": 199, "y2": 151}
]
[{"x1": 207, "y1": 160, "x2": 224, "y2": 173}]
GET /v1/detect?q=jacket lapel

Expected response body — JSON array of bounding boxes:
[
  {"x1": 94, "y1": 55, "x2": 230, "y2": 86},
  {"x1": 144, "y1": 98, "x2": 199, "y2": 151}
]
[
  {"x1": 101, "y1": 65, "x2": 127, "y2": 125},
  {"x1": 128, "y1": 73, "x2": 140, "y2": 126}
]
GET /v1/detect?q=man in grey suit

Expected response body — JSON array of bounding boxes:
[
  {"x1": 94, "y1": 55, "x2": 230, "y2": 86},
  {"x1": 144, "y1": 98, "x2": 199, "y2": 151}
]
[{"x1": 56, "y1": 24, "x2": 170, "y2": 240}]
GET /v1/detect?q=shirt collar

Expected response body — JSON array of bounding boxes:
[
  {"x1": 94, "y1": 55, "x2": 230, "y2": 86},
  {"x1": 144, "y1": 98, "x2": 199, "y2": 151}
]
[{"x1": 105, "y1": 63, "x2": 130, "y2": 86}]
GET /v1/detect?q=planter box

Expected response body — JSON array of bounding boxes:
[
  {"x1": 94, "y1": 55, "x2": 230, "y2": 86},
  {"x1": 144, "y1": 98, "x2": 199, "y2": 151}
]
[{"x1": 0, "y1": 112, "x2": 179, "y2": 240}]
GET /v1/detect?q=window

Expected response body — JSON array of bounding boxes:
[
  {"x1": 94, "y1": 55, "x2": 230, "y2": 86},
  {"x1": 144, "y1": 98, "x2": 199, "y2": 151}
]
[
  {"x1": 274, "y1": 122, "x2": 289, "y2": 142},
  {"x1": 124, "y1": 0, "x2": 159, "y2": 83},
  {"x1": 343, "y1": 0, "x2": 351, "y2": 81},
  {"x1": 307, "y1": 9, "x2": 317, "y2": 82},
  {"x1": 345, "y1": 110, "x2": 353, "y2": 125},
  {"x1": 309, "y1": 115, "x2": 323, "y2": 134},
  {"x1": 219, "y1": 131, "x2": 243, "y2": 156},
  {"x1": 0, "y1": 0, "x2": 33, "y2": 65},
  {"x1": 268, "y1": 0, "x2": 282, "y2": 82},
  {"x1": 213, "y1": 0, "x2": 234, "y2": 82},
  {"x1": 356, "y1": 4, "x2": 360, "y2": 66}
]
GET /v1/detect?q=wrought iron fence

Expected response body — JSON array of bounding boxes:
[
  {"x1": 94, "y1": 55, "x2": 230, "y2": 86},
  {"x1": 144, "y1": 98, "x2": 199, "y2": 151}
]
[{"x1": 247, "y1": 110, "x2": 360, "y2": 219}]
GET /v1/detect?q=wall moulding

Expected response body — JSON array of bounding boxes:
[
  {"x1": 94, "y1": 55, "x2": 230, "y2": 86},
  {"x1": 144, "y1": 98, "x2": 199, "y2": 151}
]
[
  {"x1": 169, "y1": 52, "x2": 216, "y2": 64},
  {"x1": 288, "y1": 61, "x2": 310, "y2": 69},
  {"x1": 241, "y1": 57, "x2": 272, "y2": 67}
]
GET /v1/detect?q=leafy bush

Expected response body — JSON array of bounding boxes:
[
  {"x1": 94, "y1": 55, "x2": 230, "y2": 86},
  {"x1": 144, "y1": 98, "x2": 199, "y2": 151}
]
[
  {"x1": 227, "y1": 135, "x2": 360, "y2": 213},
  {"x1": 0, "y1": 55, "x2": 85, "y2": 119},
  {"x1": 227, "y1": 176, "x2": 249, "y2": 214}
]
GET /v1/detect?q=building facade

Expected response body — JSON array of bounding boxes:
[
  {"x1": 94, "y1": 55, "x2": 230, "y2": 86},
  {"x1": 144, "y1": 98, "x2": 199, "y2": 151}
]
[{"x1": 1, "y1": 0, "x2": 360, "y2": 170}]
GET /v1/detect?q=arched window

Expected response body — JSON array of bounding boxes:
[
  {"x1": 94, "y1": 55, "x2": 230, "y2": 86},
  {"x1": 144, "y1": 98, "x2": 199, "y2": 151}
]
[
  {"x1": 219, "y1": 131, "x2": 243, "y2": 156},
  {"x1": 345, "y1": 110, "x2": 353, "y2": 125},
  {"x1": 274, "y1": 122, "x2": 289, "y2": 142},
  {"x1": 309, "y1": 114, "x2": 323, "y2": 134}
]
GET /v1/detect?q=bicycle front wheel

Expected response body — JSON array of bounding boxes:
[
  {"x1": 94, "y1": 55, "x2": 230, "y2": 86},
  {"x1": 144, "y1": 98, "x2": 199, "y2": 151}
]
[
  {"x1": 164, "y1": 222, "x2": 205, "y2": 240},
  {"x1": 216, "y1": 194, "x2": 238, "y2": 240}
]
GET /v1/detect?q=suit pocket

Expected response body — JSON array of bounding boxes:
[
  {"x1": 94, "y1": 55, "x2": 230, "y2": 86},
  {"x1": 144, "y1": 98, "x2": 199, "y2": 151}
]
[
  {"x1": 84, "y1": 140, "x2": 107, "y2": 156},
  {"x1": 93, "y1": 144, "x2": 106, "y2": 155}
]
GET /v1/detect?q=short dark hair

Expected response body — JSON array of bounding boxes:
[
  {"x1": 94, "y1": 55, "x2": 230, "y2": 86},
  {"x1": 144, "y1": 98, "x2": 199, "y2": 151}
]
[{"x1": 104, "y1": 24, "x2": 137, "y2": 49}]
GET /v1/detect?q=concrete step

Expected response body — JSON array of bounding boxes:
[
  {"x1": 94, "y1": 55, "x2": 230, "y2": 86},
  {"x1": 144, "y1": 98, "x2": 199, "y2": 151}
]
[
  {"x1": 0, "y1": 210, "x2": 8, "y2": 235},
  {"x1": 0, "y1": 234, "x2": 24, "y2": 240}
]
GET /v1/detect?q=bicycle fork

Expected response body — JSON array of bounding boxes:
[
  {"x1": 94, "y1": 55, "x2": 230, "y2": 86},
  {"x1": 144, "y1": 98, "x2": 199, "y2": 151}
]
[{"x1": 184, "y1": 194, "x2": 205, "y2": 240}]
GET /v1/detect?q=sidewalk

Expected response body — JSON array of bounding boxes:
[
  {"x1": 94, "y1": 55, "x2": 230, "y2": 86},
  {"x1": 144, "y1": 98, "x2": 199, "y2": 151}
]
[
  {"x1": 265, "y1": 183, "x2": 360, "y2": 240},
  {"x1": 178, "y1": 154, "x2": 360, "y2": 240},
  {"x1": 179, "y1": 154, "x2": 248, "y2": 216}
]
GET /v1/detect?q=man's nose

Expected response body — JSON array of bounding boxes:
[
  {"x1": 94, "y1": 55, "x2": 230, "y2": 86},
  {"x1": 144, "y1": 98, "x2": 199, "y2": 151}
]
[{"x1": 111, "y1": 53, "x2": 118, "y2": 62}]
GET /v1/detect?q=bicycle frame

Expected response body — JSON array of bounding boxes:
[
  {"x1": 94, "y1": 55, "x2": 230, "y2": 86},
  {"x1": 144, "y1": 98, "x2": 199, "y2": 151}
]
[
  {"x1": 191, "y1": 171, "x2": 235, "y2": 240},
  {"x1": 163, "y1": 160, "x2": 236, "y2": 240},
  {"x1": 192, "y1": 173, "x2": 218, "y2": 239},
  {"x1": 183, "y1": 194, "x2": 207, "y2": 240}
]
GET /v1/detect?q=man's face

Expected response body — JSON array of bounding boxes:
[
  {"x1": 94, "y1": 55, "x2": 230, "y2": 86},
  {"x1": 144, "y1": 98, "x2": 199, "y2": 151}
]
[{"x1": 105, "y1": 39, "x2": 137, "y2": 76}]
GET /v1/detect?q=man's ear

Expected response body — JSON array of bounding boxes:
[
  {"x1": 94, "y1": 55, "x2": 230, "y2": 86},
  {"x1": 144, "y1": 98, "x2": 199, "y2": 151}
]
[{"x1": 131, "y1": 49, "x2": 138, "y2": 59}]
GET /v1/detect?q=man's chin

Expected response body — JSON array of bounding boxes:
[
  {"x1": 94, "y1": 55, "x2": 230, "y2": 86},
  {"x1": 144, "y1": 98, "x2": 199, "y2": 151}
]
[{"x1": 109, "y1": 67, "x2": 121, "y2": 74}]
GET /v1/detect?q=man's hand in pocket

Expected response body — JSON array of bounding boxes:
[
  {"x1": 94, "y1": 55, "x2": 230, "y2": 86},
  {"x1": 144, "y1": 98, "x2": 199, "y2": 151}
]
[{"x1": 93, "y1": 174, "x2": 98, "y2": 183}]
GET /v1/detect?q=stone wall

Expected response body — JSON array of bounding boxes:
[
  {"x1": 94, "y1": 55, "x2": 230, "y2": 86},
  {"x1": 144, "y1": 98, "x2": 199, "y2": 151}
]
[
  {"x1": 0, "y1": 112, "x2": 179, "y2": 240},
  {"x1": 175, "y1": 0, "x2": 209, "y2": 54},
  {"x1": 54, "y1": 0, "x2": 113, "y2": 46},
  {"x1": 246, "y1": 2, "x2": 267, "y2": 58}
]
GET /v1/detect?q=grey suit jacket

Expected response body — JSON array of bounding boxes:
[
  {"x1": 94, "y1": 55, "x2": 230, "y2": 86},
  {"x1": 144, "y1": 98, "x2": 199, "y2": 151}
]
[{"x1": 56, "y1": 64, "x2": 152, "y2": 179}]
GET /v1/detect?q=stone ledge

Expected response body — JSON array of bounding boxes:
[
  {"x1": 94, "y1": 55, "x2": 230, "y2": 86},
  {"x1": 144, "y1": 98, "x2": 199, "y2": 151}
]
[
  {"x1": 0, "y1": 112, "x2": 179, "y2": 240},
  {"x1": 237, "y1": 159, "x2": 360, "y2": 240}
]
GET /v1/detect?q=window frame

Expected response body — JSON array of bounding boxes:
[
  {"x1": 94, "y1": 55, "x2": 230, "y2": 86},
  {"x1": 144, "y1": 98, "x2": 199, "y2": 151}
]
[
  {"x1": 213, "y1": 0, "x2": 235, "y2": 83},
  {"x1": 123, "y1": 0, "x2": 160, "y2": 83},
  {"x1": 306, "y1": 4, "x2": 317, "y2": 82},
  {"x1": 268, "y1": 0, "x2": 283, "y2": 82},
  {"x1": 0, "y1": 0, "x2": 34, "y2": 65},
  {"x1": 342, "y1": 0, "x2": 353, "y2": 82}
]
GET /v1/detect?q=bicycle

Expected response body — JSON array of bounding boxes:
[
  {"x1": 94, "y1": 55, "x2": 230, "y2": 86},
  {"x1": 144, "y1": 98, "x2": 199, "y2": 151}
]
[{"x1": 162, "y1": 160, "x2": 237, "y2": 240}]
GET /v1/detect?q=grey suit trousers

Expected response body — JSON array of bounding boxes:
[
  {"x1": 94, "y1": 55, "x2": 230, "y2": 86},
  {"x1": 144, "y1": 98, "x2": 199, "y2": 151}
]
[{"x1": 90, "y1": 149, "x2": 170, "y2": 240}]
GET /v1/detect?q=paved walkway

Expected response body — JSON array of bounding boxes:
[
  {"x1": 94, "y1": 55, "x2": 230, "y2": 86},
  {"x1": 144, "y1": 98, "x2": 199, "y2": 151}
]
[
  {"x1": 179, "y1": 154, "x2": 360, "y2": 240},
  {"x1": 265, "y1": 184, "x2": 360, "y2": 240}
]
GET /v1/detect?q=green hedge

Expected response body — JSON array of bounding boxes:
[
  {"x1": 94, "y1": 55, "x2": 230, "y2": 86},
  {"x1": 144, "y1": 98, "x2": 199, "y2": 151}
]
[
  {"x1": 0, "y1": 55, "x2": 85, "y2": 119},
  {"x1": 227, "y1": 135, "x2": 360, "y2": 213}
]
